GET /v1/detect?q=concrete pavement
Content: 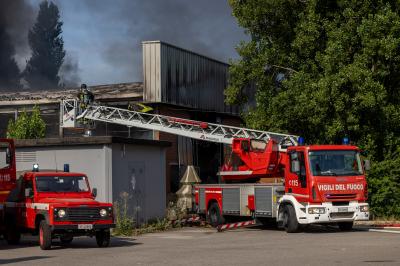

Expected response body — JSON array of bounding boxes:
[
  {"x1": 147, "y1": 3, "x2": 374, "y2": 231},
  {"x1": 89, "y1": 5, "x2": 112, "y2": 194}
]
[{"x1": 1, "y1": 226, "x2": 399, "y2": 265}]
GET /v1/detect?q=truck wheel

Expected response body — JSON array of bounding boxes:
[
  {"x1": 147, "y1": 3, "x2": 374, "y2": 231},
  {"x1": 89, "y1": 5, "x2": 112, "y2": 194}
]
[
  {"x1": 283, "y1": 205, "x2": 300, "y2": 233},
  {"x1": 96, "y1": 230, "x2": 110, "y2": 247},
  {"x1": 207, "y1": 202, "x2": 225, "y2": 227},
  {"x1": 338, "y1": 222, "x2": 353, "y2": 231},
  {"x1": 39, "y1": 220, "x2": 52, "y2": 250},
  {"x1": 60, "y1": 235, "x2": 73, "y2": 244}
]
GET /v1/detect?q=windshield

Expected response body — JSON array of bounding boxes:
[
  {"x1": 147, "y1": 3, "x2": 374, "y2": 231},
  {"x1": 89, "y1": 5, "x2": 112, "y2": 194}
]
[
  {"x1": 308, "y1": 150, "x2": 363, "y2": 176},
  {"x1": 35, "y1": 176, "x2": 89, "y2": 192}
]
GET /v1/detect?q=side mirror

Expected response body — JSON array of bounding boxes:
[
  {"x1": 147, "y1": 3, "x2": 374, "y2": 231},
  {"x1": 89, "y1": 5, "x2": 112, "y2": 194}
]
[
  {"x1": 92, "y1": 188, "x2": 97, "y2": 198},
  {"x1": 25, "y1": 188, "x2": 33, "y2": 198},
  {"x1": 6, "y1": 148, "x2": 11, "y2": 165},
  {"x1": 364, "y1": 160, "x2": 371, "y2": 171},
  {"x1": 292, "y1": 160, "x2": 300, "y2": 173},
  {"x1": 241, "y1": 141, "x2": 250, "y2": 153}
]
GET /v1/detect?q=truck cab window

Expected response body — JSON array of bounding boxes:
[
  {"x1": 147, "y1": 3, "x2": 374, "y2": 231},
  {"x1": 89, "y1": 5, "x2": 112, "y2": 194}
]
[
  {"x1": 24, "y1": 180, "x2": 33, "y2": 198},
  {"x1": 290, "y1": 151, "x2": 307, "y2": 188},
  {"x1": 0, "y1": 143, "x2": 11, "y2": 169}
]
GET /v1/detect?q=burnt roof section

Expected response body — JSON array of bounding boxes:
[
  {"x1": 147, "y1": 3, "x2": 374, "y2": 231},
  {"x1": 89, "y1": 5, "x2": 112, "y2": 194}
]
[
  {"x1": 15, "y1": 136, "x2": 170, "y2": 148},
  {"x1": 0, "y1": 82, "x2": 143, "y2": 106}
]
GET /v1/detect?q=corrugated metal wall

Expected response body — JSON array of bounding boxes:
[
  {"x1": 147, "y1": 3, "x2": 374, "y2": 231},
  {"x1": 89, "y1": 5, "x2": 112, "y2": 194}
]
[{"x1": 143, "y1": 41, "x2": 239, "y2": 114}]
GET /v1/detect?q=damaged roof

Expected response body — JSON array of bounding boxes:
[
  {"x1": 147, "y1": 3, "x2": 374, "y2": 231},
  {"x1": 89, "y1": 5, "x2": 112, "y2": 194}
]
[{"x1": 0, "y1": 82, "x2": 143, "y2": 106}]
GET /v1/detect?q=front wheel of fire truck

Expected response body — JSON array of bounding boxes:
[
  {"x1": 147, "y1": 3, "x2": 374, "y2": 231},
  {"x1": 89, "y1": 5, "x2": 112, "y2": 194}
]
[
  {"x1": 39, "y1": 220, "x2": 52, "y2": 250},
  {"x1": 338, "y1": 222, "x2": 353, "y2": 231},
  {"x1": 96, "y1": 230, "x2": 111, "y2": 247},
  {"x1": 207, "y1": 202, "x2": 225, "y2": 228},
  {"x1": 282, "y1": 205, "x2": 300, "y2": 233}
]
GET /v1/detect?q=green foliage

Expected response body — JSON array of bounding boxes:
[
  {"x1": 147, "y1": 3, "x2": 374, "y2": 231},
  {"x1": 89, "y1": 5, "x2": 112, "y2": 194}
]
[
  {"x1": 24, "y1": 1, "x2": 65, "y2": 89},
  {"x1": 228, "y1": 1, "x2": 400, "y2": 217},
  {"x1": 367, "y1": 154, "x2": 400, "y2": 218},
  {"x1": 113, "y1": 192, "x2": 134, "y2": 236},
  {"x1": 133, "y1": 218, "x2": 173, "y2": 235},
  {"x1": 7, "y1": 106, "x2": 46, "y2": 139}
]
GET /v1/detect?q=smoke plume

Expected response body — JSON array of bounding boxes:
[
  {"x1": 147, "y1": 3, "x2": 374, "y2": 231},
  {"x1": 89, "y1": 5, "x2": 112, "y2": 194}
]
[
  {"x1": 59, "y1": 0, "x2": 247, "y2": 84},
  {"x1": 59, "y1": 53, "x2": 81, "y2": 88},
  {"x1": 0, "y1": 0, "x2": 35, "y2": 90}
]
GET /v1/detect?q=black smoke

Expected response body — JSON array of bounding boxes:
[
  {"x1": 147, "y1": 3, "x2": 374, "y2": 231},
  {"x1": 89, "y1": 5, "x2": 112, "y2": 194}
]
[
  {"x1": 59, "y1": 53, "x2": 81, "y2": 88},
  {"x1": 0, "y1": 0, "x2": 35, "y2": 90},
  {"x1": 0, "y1": 0, "x2": 80, "y2": 91},
  {"x1": 79, "y1": 0, "x2": 247, "y2": 82}
]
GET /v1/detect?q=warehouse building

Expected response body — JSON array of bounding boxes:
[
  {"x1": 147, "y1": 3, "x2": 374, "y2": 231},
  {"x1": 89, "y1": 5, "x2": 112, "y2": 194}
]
[{"x1": 0, "y1": 40, "x2": 249, "y2": 196}]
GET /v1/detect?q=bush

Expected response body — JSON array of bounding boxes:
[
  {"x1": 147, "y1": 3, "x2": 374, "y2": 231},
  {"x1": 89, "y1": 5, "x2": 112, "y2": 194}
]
[
  {"x1": 133, "y1": 218, "x2": 173, "y2": 235},
  {"x1": 367, "y1": 157, "x2": 400, "y2": 218},
  {"x1": 113, "y1": 192, "x2": 134, "y2": 236},
  {"x1": 7, "y1": 105, "x2": 46, "y2": 139}
]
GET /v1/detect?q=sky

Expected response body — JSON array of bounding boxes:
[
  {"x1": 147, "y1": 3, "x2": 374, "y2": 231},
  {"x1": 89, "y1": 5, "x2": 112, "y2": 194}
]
[{"x1": 17, "y1": 0, "x2": 248, "y2": 87}]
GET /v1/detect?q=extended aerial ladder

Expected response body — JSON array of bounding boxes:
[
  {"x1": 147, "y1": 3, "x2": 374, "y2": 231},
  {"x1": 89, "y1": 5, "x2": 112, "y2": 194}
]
[
  {"x1": 61, "y1": 98, "x2": 299, "y2": 181},
  {"x1": 60, "y1": 99, "x2": 298, "y2": 150}
]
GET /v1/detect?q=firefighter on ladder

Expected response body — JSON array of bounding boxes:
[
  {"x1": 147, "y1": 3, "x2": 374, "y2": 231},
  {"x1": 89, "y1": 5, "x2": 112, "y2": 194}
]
[{"x1": 77, "y1": 84, "x2": 95, "y2": 128}]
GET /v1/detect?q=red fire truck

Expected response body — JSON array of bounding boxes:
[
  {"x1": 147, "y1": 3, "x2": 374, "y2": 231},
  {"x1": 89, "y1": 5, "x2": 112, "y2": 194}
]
[
  {"x1": 195, "y1": 138, "x2": 370, "y2": 232},
  {"x1": 61, "y1": 99, "x2": 370, "y2": 232},
  {"x1": 0, "y1": 139, "x2": 115, "y2": 250}
]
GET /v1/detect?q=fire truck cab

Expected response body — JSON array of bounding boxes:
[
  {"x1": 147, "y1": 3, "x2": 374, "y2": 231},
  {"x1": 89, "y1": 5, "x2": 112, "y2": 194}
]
[{"x1": 3, "y1": 166, "x2": 115, "y2": 249}]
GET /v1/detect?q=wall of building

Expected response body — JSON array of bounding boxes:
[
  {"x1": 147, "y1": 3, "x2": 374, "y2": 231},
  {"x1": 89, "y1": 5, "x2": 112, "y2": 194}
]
[
  {"x1": 111, "y1": 143, "x2": 166, "y2": 224},
  {"x1": 15, "y1": 145, "x2": 111, "y2": 202},
  {"x1": 143, "y1": 41, "x2": 239, "y2": 114}
]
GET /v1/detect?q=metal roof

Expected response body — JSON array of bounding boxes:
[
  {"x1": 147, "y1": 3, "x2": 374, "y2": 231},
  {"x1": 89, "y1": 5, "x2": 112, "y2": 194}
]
[{"x1": 0, "y1": 82, "x2": 143, "y2": 106}]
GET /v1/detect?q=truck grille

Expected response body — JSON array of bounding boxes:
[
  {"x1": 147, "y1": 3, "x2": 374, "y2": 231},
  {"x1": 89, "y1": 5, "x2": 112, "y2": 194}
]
[
  {"x1": 326, "y1": 194, "x2": 356, "y2": 199},
  {"x1": 330, "y1": 212, "x2": 354, "y2": 219},
  {"x1": 66, "y1": 207, "x2": 100, "y2": 222}
]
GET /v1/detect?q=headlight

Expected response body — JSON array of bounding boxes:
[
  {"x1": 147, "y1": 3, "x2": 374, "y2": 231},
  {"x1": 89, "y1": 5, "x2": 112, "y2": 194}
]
[
  {"x1": 308, "y1": 207, "x2": 326, "y2": 214},
  {"x1": 99, "y1": 209, "x2": 108, "y2": 217},
  {"x1": 57, "y1": 209, "x2": 66, "y2": 218},
  {"x1": 360, "y1": 205, "x2": 369, "y2": 212}
]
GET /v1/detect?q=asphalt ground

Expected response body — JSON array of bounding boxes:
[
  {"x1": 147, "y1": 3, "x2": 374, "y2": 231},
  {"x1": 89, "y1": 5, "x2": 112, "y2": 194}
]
[{"x1": 0, "y1": 225, "x2": 399, "y2": 266}]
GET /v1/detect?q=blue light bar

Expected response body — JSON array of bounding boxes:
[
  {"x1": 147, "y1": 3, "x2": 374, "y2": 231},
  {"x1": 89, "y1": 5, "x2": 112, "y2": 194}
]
[
  {"x1": 298, "y1": 136, "x2": 305, "y2": 145},
  {"x1": 343, "y1": 137, "x2": 350, "y2": 145},
  {"x1": 32, "y1": 163, "x2": 39, "y2": 172}
]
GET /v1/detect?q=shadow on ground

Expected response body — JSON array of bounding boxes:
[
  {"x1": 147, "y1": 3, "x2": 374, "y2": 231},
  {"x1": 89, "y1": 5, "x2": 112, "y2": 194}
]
[
  {"x1": 0, "y1": 236, "x2": 140, "y2": 251},
  {"x1": 0, "y1": 256, "x2": 53, "y2": 265}
]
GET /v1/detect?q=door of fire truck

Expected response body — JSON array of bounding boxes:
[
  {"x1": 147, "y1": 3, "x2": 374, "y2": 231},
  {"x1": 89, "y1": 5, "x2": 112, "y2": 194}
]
[
  {"x1": 286, "y1": 150, "x2": 309, "y2": 201},
  {"x1": 0, "y1": 139, "x2": 16, "y2": 202}
]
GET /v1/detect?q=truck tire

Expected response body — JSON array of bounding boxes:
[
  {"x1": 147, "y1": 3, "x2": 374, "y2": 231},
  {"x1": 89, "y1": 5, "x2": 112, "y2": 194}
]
[
  {"x1": 5, "y1": 217, "x2": 21, "y2": 245},
  {"x1": 96, "y1": 230, "x2": 110, "y2": 247},
  {"x1": 283, "y1": 205, "x2": 300, "y2": 233},
  {"x1": 60, "y1": 235, "x2": 73, "y2": 244},
  {"x1": 207, "y1": 202, "x2": 225, "y2": 227},
  {"x1": 39, "y1": 220, "x2": 52, "y2": 250},
  {"x1": 338, "y1": 222, "x2": 353, "y2": 231}
]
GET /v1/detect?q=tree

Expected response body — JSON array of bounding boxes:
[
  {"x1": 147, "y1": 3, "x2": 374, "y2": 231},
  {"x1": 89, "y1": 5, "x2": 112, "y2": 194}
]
[
  {"x1": 227, "y1": 1, "x2": 400, "y2": 217},
  {"x1": 23, "y1": 1, "x2": 65, "y2": 90},
  {"x1": 227, "y1": 0, "x2": 400, "y2": 161},
  {"x1": 7, "y1": 106, "x2": 46, "y2": 139}
]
